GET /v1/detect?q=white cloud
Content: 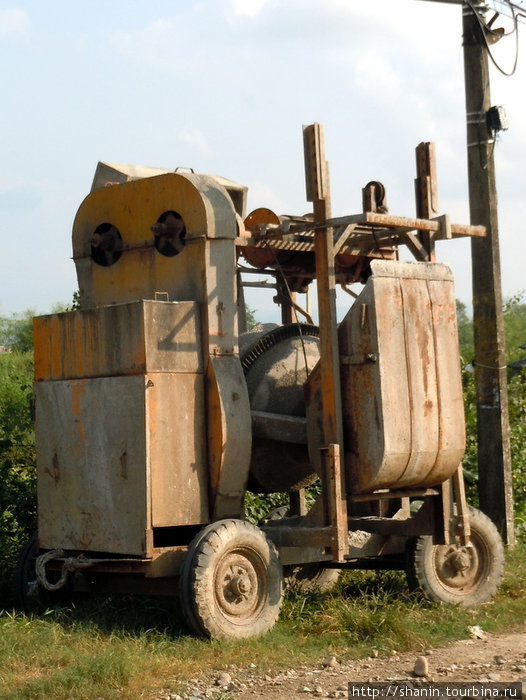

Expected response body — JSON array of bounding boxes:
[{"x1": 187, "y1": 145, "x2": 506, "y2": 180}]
[
  {"x1": 177, "y1": 129, "x2": 215, "y2": 158},
  {"x1": 0, "y1": 8, "x2": 31, "y2": 37},
  {"x1": 229, "y1": 0, "x2": 269, "y2": 17},
  {"x1": 246, "y1": 181, "x2": 290, "y2": 215}
]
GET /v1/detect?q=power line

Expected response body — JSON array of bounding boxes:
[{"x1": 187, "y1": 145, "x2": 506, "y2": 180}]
[
  {"x1": 416, "y1": 0, "x2": 526, "y2": 24},
  {"x1": 464, "y1": 0, "x2": 522, "y2": 76}
]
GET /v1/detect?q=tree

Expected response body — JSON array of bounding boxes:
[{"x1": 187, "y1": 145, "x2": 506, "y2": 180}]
[
  {"x1": 503, "y1": 293, "x2": 526, "y2": 365},
  {"x1": 459, "y1": 296, "x2": 526, "y2": 532},
  {"x1": 456, "y1": 300, "x2": 474, "y2": 365},
  {"x1": 0, "y1": 351, "x2": 36, "y2": 602},
  {"x1": 0, "y1": 310, "x2": 35, "y2": 353}
]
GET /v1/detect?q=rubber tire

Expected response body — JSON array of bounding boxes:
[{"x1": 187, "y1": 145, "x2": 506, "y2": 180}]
[
  {"x1": 179, "y1": 519, "x2": 284, "y2": 640},
  {"x1": 15, "y1": 533, "x2": 46, "y2": 612},
  {"x1": 406, "y1": 506, "x2": 504, "y2": 608},
  {"x1": 284, "y1": 563, "x2": 341, "y2": 594},
  {"x1": 260, "y1": 507, "x2": 340, "y2": 593}
]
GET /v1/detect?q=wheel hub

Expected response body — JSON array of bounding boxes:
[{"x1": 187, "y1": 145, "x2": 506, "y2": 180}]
[
  {"x1": 215, "y1": 552, "x2": 262, "y2": 619},
  {"x1": 229, "y1": 574, "x2": 252, "y2": 598},
  {"x1": 435, "y1": 543, "x2": 482, "y2": 591},
  {"x1": 449, "y1": 548, "x2": 472, "y2": 572}
]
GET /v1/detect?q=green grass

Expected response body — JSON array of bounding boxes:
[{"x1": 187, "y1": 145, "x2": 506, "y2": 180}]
[{"x1": 0, "y1": 542, "x2": 525, "y2": 700}]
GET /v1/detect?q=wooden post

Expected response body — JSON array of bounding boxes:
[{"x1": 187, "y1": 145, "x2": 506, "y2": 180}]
[
  {"x1": 415, "y1": 141, "x2": 439, "y2": 261},
  {"x1": 303, "y1": 123, "x2": 348, "y2": 561},
  {"x1": 463, "y1": 3, "x2": 514, "y2": 543}
]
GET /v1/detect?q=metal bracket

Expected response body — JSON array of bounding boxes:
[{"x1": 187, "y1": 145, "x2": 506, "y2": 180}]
[{"x1": 341, "y1": 353, "x2": 377, "y2": 365}]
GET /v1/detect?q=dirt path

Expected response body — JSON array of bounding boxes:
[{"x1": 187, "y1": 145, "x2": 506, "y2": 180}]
[{"x1": 166, "y1": 626, "x2": 526, "y2": 699}]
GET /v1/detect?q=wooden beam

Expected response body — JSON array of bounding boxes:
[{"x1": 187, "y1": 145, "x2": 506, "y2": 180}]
[
  {"x1": 303, "y1": 123, "x2": 348, "y2": 561},
  {"x1": 415, "y1": 141, "x2": 439, "y2": 261}
]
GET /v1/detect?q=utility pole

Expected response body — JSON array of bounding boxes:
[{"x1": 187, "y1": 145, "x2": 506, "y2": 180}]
[
  {"x1": 462, "y1": 2, "x2": 514, "y2": 544},
  {"x1": 415, "y1": 0, "x2": 514, "y2": 543}
]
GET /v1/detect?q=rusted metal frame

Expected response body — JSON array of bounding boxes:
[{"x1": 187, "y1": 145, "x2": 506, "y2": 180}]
[
  {"x1": 452, "y1": 464, "x2": 471, "y2": 545},
  {"x1": 47, "y1": 556, "x2": 149, "y2": 575},
  {"x1": 274, "y1": 275, "x2": 301, "y2": 325},
  {"x1": 242, "y1": 213, "x2": 485, "y2": 243},
  {"x1": 51, "y1": 546, "x2": 189, "y2": 579},
  {"x1": 346, "y1": 518, "x2": 431, "y2": 537},
  {"x1": 437, "y1": 478, "x2": 452, "y2": 545},
  {"x1": 323, "y1": 443, "x2": 348, "y2": 561},
  {"x1": 304, "y1": 123, "x2": 348, "y2": 563},
  {"x1": 284, "y1": 212, "x2": 485, "y2": 237},
  {"x1": 332, "y1": 224, "x2": 482, "y2": 251},
  {"x1": 241, "y1": 280, "x2": 278, "y2": 289},
  {"x1": 261, "y1": 525, "x2": 334, "y2": 549},
  {"x1": 350, "y1": 487, "x2": 440, "y2": 503},
  {"x1": 289, "y1": 489, "x2": 308, "y2": 517},
  {"x1": 244, "y1": 237, "x2": 388, "y2": 261},
  {"x1": 347, "y1": 500, "x2": 436, "y2": 538},
  {"x1": 398, "y1": 230, "x2": 431, "y2": 262},
  {"x1": 358, "y1": 212, "x2": 485, "y2": 237},
  {"x1": 333, "y1": 222, "x2": 359, "y2": 255}
]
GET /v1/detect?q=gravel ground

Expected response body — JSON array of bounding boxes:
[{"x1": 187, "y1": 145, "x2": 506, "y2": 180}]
[{"x1": 155, "y1": 625, "x2": 526, "y2": 700}]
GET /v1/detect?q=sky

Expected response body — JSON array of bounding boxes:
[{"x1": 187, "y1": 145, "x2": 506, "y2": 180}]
[{"x1": 1, "y1": 0, "x2": 525, "y2": 323}]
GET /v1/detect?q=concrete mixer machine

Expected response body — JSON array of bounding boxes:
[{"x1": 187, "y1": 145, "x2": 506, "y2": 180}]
[{"x1": 18, "y1": 125, "x2": 505, "y2": 640}]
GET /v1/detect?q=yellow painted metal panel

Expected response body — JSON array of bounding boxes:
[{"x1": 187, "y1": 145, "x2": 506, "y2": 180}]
[
  {"x1": 34, "y1": 301, "x2": 202, "y2": 381},
  {"x1": 72, "y1": 172, "x2": 237, "y2": 309}
]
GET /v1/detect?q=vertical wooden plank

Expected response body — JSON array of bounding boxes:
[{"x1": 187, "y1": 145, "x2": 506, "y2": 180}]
[
  {"x1": 326, "y1": 443, "x2": 348, "y2": 562},
  {"x1": 303, "y1": 124, "x2": 343, "y2": 448},
  {"x1": 303, "y1": 123, "x2": 347, "y2": 561},
  {"x1": 415, "y1": 141, "x2": 438, "y2": 262},
  {"x1": 452, "y1": 464, "x2": 471, "y2": 545}
]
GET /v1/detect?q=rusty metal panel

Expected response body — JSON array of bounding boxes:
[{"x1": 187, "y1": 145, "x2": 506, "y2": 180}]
[
  {"x1": 34, "y1": 301, "x2": 202, "y2": 381},
  {"x1": 36, "y1": 371, "x2": 210, "y2": 555},
  {"x1": 148, "y1": 373, "x2": 209, "y2": 527},
  {"x1": 36, "y1": 376, "x2": 149, "y2": 556},
  {"x1": 207, "y1": 354, "x2": 252, "y2": 519},
  {"x1": 338, "y1": 260, "x2": 465, "y2": 493}
]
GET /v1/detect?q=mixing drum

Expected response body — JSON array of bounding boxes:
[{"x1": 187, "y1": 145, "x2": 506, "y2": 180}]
[{"x1": 240, "y1": 324, "x2": 320, "y2": 493}]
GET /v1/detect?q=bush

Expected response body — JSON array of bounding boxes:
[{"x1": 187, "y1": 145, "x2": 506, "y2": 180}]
[
  {"x1": 0, "y1": 351, "x2": 36, "y2": 603},
  {"x1": 460, "y1": 297, "x2": 526, "y2": 535}
]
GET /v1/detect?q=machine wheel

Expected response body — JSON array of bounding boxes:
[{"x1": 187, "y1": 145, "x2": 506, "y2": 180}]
[
  {"x1": 285, "y1": 563, "x2": 340, "y2": 594},
  {"x1": 179, "y1": 519, "x2": 284, "y2": 640},
  {"x1": 406, "y1": 507, "x2": 504, "y2": 608},
  {"x1": 15, "y1": 533, "x2": 46, "y2": 612},
  {"x1": 260, "y1": 506, "x2": 340, "y2": 593}
]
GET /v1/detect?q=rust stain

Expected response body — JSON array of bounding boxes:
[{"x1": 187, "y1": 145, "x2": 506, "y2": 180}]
[
  {"x1": 424, "y1": 399, "x2": 434, "y2": 416},
  {"x1": 44, "y1": 450, "x2": 61, "y2": 485}
]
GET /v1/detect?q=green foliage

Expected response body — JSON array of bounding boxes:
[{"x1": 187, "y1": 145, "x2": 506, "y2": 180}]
[
  {"x1": 0, "y1": 351, "x2": 36, "y2": 602},
  {"x1": 245, "y1": 304, "x2": 258, "y2": 331},
  {"x1": 509, "y1": 372, "x2": 526, "y2": 532},
  {"x1": 458, "y1": 296, "x2": 526, "y2": 530},
  {"x1": 456, "y1": 299, "x2": 474, "y2": 364},
  {"x1": 244, "y1": 490, "x2": 289, "y2": 524},
  {"x1": 0, "y1": 310, "x2": 35, "y2": 353},
  {"x1": 503, "y1": 291, "x2": 526, "y2": 364},
  {"x1": 244, "y1": 483, "x2": 321, "y2": 525}
]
